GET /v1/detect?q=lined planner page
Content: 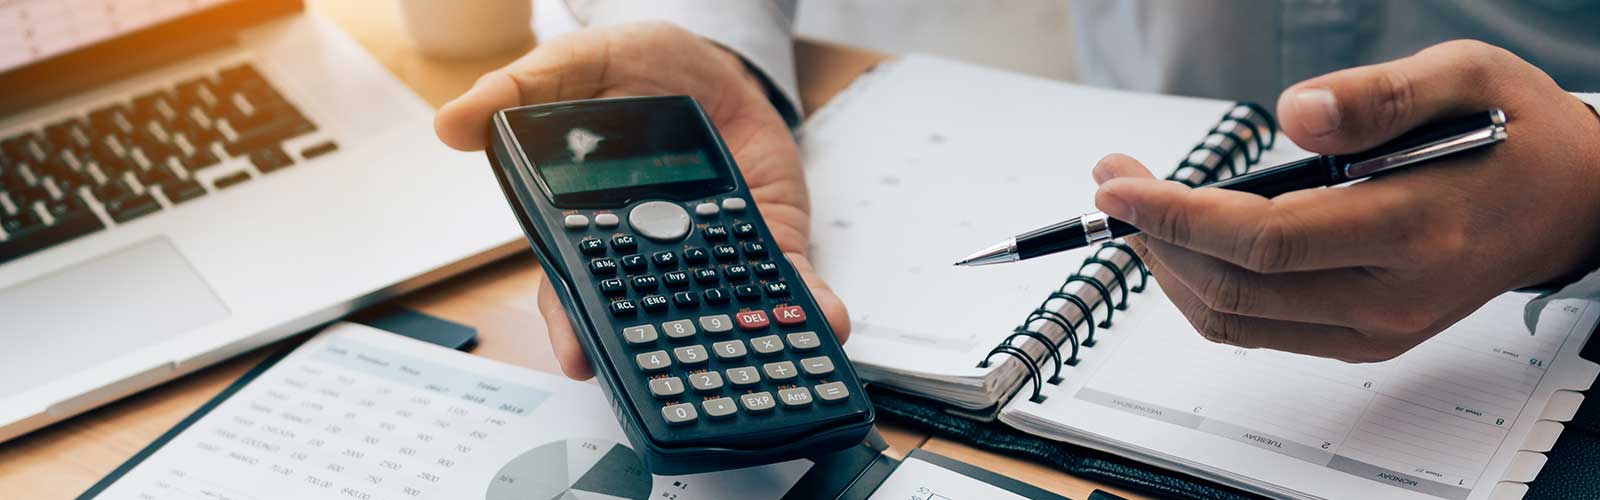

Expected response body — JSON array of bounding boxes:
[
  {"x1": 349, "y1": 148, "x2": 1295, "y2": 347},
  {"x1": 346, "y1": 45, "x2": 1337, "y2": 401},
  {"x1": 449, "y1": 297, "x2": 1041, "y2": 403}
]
[{"x1": 1001, "y1": 283, "x2": 1600, "y2": 500}]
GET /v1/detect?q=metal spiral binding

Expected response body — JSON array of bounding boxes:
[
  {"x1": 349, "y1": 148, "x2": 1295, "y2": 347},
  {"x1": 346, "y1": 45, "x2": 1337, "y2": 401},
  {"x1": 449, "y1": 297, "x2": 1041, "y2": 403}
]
[{"x1": 976, "y1": 102, "x2": 1278, "y2": 409}]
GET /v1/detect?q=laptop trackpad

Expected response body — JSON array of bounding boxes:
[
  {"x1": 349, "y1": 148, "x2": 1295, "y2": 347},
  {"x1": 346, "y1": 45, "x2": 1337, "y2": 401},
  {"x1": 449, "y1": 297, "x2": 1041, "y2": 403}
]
[{"x1": 0, "y1": 237, "x2": 229, "y2": 398}]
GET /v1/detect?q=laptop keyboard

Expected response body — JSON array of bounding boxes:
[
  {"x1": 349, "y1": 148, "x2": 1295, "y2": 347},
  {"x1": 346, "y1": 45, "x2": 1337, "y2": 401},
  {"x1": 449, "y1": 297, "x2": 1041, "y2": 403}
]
[{"x1": 0, "y1": 63, "x2": 338, "y2": 266}]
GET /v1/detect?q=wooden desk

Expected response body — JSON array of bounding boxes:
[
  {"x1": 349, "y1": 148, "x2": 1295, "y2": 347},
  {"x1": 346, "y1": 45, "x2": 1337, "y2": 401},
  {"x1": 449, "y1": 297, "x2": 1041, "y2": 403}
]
[{"x1": 0, "y1": 2, "x2": 1142, "y2": 499}]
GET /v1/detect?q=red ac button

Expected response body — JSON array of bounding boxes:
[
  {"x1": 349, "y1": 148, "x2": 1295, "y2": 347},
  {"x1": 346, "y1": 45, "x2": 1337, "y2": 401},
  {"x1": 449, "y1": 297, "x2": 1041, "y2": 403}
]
[
  {"x1": 773, "y1": 305, "x2": 807, "y2": 326},
  {"x1": 736, "y1": 310, "x2": 770, "y2": 331}
]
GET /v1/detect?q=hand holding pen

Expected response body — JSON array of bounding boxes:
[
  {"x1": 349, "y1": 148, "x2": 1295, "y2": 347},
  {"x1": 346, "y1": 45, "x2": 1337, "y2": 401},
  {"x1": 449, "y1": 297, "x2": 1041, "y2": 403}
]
[{"x1": 973, "y1": 41, "x2": 1600, "y2": 363}]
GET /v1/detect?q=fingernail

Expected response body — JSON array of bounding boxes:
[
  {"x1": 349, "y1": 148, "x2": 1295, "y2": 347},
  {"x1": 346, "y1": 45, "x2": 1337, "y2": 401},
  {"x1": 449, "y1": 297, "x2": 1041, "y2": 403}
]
[
  {"x1": 1291, "y1": 88, "x2": 1340, "y2": 136},
  {"x1": 1097, "y1": 189, "x2": 1134, "y2": 222}
]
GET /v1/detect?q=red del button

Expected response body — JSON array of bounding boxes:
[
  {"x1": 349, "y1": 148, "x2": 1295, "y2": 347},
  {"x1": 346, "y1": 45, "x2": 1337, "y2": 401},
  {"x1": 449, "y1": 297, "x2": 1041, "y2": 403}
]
[
  {"x1": 773, "y1": 305, "x2": 807, "y2": 326},
  {"x1": 736, "y1": 310, "x2": 770, "y2": 330}
]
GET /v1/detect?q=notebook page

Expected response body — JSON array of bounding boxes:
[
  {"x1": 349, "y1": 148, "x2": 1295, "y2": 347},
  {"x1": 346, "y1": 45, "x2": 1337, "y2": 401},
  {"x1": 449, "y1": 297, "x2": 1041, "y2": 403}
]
[
  {"x1": 801, "y1": 55, "x2": 1240, "y2": 379},
  {"x1": 1001, "y1": 282, "x2": 1600, "y2": 500}
]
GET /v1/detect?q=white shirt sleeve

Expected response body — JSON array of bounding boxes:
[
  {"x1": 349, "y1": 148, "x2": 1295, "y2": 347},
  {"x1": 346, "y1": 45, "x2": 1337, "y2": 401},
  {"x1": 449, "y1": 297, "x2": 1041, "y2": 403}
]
[
  {"x1": 1523, "y1": 92, "x2": 1600, "y2": 329},
  {"x1": 563, "y1": 0, "x2": 801, "y2": 124}
]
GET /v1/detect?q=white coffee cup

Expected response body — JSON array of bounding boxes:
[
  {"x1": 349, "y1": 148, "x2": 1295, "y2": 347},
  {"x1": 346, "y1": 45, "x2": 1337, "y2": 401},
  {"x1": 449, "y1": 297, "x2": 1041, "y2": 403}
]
[{"x1": 399, "y1": 0, "x2": 534, "y2": 59}]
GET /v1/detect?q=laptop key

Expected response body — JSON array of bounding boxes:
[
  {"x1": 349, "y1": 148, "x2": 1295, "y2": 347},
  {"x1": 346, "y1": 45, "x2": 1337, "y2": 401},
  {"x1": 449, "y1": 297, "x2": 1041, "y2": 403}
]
[
  {"x1": 222, "y1": 115, "x2": 315, "y2": 157},
  {"x1": 248, "y1": 146, "x2": 294, "y2": 173},
  {"x1": 213, "y1": 171, "x2": 251, "y2": 190},
  {"x1": 300, "y1": 140, "x2": 339, "y2": 160},
  {"x1": 181, "y1": 149, "x2": 221, "y2": 172},
  {"x1": 157, "y1": 179, "x2": 206, "y2": 204},
  {"x1": 104, "y1": 194, "x2": 161, "y2": 223}
]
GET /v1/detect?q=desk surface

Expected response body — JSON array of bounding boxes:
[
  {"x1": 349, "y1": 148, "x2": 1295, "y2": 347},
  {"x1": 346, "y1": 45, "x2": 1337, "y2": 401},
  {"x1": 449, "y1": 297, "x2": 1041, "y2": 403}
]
[{"x1": 0, "y1": 2, "x2": 1143, "y2": 499}]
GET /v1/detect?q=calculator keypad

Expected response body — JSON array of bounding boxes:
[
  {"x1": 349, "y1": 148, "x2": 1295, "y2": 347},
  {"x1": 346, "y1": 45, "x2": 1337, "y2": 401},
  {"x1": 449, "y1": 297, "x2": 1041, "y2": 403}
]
[{"x1": 567, "y1": 196, "x2": 861, "y2": 432}]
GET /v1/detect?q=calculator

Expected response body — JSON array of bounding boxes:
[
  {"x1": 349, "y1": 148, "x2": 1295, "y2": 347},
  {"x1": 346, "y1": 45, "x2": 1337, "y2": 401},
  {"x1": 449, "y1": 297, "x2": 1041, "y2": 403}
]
[{"x1": 485, "y1": 95, "x2": 874, "y2": 474}]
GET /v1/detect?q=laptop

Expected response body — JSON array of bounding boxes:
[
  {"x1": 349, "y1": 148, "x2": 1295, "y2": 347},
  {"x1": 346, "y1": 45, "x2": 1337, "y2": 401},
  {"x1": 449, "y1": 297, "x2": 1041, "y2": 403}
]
[{"x1": 0, "y1": 0, "x2": 523, "y2": 441}]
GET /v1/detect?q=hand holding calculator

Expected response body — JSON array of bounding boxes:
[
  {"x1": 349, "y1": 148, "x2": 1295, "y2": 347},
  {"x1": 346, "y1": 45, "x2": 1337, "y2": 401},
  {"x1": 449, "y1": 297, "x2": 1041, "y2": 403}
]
[{"x1": 485, "y1": 96, "x2": 873, "y2": 474}]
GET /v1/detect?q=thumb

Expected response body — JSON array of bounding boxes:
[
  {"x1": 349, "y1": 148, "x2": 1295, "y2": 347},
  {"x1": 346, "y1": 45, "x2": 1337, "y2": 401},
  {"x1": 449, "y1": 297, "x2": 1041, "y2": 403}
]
[
  {"x1": 1276, "y1": 40, "x2": 1511, "y2": 154},
  {"x1": 434, "y1": 72, "x2": 523, "y2": 151}
]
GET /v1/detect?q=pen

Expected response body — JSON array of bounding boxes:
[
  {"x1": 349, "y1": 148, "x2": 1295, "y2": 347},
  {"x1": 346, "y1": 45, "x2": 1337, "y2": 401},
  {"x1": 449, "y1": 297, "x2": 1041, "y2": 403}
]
[{"x1": 955, "y1": 108, "x2": 1509, "y2": 267}]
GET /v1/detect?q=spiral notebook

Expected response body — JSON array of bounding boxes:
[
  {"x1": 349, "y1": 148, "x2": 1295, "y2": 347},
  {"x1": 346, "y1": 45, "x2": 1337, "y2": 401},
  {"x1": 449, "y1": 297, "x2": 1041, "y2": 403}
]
[{"x1": 801, "y1": 55, "x2": 1600, "y2": 500}]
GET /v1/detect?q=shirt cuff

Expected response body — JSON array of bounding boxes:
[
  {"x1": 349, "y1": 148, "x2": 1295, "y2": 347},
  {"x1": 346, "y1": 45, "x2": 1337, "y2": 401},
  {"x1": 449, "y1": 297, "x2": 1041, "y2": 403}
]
[
  {"x1": 563, "y1": 0, "x2": 803, "y2": 126},
  {"x1": 1523, "y1": 92, "x2": 1600, "y2": 329}
]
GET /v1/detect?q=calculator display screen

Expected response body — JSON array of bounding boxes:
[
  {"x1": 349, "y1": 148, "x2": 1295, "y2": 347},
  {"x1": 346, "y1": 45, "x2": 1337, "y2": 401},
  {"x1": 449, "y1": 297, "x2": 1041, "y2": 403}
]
[{"x1": 506, "y1": 97, "x2": 735, "y2": 206}]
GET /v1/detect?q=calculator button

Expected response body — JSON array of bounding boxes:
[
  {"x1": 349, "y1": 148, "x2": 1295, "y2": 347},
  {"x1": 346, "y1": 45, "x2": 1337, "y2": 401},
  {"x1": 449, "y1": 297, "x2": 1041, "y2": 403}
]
[
  {"x1": 652, "y1": 251, "x2": 679, "y2": 269},
  {"x1": 750, "y1": 335, "x2": 784, "y2": 355},
  {"x1": 726, "y1": 367, "x2": 761, "y2": 387},
  {"x1": 692, "y1": 268, "x2": 719, "y2": 285},
  {"x1": 801, "y1": 356, "x2": 835, "y2": 376},
  {"x1": 641, "y1": 294, "x2": 669, "y2": 312},
  {"x1": 703, "y1": 288, "x2": 730, "y2": 304},
  {"x1": 699, "y1": 314, "x2": 734, "y2": 334},
  {"x1": 579, "y1": 237, "x2": 607, "y2": 255},
  {"x1": 764, "y1": 281, "x2": 791, "y2": 298},
  {"x1": 694, "y1": 202, "x2": 720, "y2": 217},
  {"x1": 778, "y1": 387, "x2": 813, "y2": 407},
  {"x1": 732, "y1": 222, "x2": 758, "y2": 239},
  {"x1": 672, "y1": 291, "x2": 699, "y2": 308},
  {"x1": 563, "y1": 214, "x2": 590, "y2": 229},
  {"x1": 620, "y1": 254, "x2": 647, "y2": 272},
  {"x1": 594, "y1": 213, "x2": 621, "y2": 228},
  {"x1": 636, "y1": 350, "x2": 671, "y2": 372},
  {"x1": 684, "y1": 247, "x2": 710, "y2": 265},
  {"x1": 662, "y1": 319, "x2": 697, "y2": 339},
  {"x1": 742, "y1": 241, "x2": 769, "y2": 258},
  {"x1": 724, "y1": 265, "x2": 750, "y2": 281},
  {"x1": 610, "y1": 299, "x2": 638, "y2": 317},
  {"x1": 712, "y1": 244, "x2": 739, "y2": 261},
  {"x1": 688, "y1": 371, "x2": 724, "y2": 391},
  {"x1": 622, "y1": 325, "x2": 659, "y2": 344},
  {"x1": 736, "y1": 310, "x2": 770, "y2": 330},
  {"x1": 713, "y1": 340, "x2": 747, "y2": 359},
  {"x1": 629, "y1": 201, "x2": 692, "y2": 242},
  {"x1": 740, "y1": 392, "x2": 776, "y2": 413},
  {"x1": 721, "y1": 197, "x2": 748, "y2": 212},
  {"x1": 763, "y1": 361, "x2": 798, "y2": 381},
  {"x1": 649, "y1": 377, "x2": 685, "y2": 397},
  {"x1": 589, "y1": 258, "x2": 618, "y2": 275},
  {"x1": 815, "y1": 381, "x2": 850, "y2": 402},
  {"x1": 663, "y1": 271, "x2": 690, "y2": 288},
  {"x1": 610, "y1": 235, "x2": 637, "y2": 252},
  {"x1": 754, "y1": 261, "x2": 780, "y2": 277},
  {"x1": 703, "y1": 397, "x2": 738, "y2": 418},
  {"x1": 786, "y1": 331, "x2": 822, "y2": 351},
  {"x1": 773, "y1": 305, "x2": 806, "y2": 326},
  {"x1": 703, "y1": 225, "x2": 729, "y2": 242},
  {"x1": 631, "y1": 275, "x2": 660, "y2": 291},
  {"x1": 662, "y1": 403, "x2": 698, "y2": 424},
  {"x1": 599, "y1": 278, "x2": 627, "y2": 296},
  {"x1": 734, "y1": 285, "x2": 762, "y2": 301},
  {"x1": 674, "y1": 345, "x2": 709, "y2": 364}
]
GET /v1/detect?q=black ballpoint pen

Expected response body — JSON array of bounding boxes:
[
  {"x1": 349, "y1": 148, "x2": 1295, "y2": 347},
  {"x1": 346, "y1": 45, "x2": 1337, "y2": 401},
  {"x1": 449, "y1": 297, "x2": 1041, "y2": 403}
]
[{"x1": 955, "y1": 109, "x2": 1509, "y2": 267}]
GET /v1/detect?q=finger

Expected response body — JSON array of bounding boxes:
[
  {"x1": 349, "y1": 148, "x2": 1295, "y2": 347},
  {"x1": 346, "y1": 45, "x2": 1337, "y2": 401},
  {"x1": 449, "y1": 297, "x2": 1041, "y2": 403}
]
[
  {"x1": 1091, "y1": 153, "x2": 1157, "y2": 185},
  {"x1": 537, "y1": 275, "x2": 594, "y2": 380},
  {"x1": 786, "y1": 252, "x2": 851, "y2": 343},
  {"x1": 1277, "y1": 40, "x2": 1519, "y2": 154},
  {"x1": 1095, "y1": 174, "x2": 1421, "y2": 272},
  {"x1": 1138, "y1": 247, "x2": 1397, "y2": 362},
  {"x1": 434, "y1": 70, "x2": 524, "y2": 151},
  {"x1": 1140, "y1": 237, "x2": 1418, "y2": 331},
  {"x1": 435, "y1": 32, "x2": 616, "y2": 151}
]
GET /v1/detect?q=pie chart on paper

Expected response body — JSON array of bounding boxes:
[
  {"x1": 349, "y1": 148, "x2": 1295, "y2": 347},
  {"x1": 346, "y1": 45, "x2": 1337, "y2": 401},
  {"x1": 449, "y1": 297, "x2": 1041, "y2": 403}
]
[{"x1": 486, "y1": 438, "x2": 652, "y2": 500}]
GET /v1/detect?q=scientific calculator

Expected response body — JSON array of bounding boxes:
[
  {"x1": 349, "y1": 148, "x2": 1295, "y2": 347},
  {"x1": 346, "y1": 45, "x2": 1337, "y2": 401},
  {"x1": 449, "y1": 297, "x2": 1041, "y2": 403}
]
[{"x1": 485, "y1": 95, "x2": 874, "y2": 474}]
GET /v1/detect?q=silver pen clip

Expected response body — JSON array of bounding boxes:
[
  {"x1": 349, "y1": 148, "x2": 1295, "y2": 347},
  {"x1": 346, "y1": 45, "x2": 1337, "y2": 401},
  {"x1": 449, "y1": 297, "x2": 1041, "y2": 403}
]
[{"x1": 1343, "y1": 109, "x2": 1508, "y2": 178}]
